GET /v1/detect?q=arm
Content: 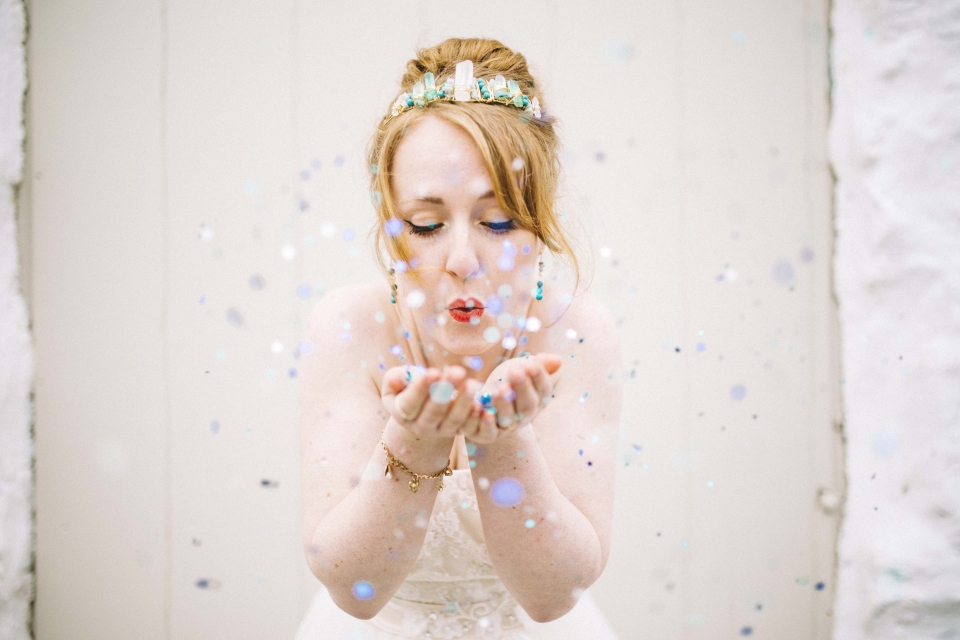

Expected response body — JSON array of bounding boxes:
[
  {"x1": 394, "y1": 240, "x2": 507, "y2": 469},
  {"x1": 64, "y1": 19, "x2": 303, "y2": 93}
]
[
  {"x1": 469, "y1": 301, "x2": 623, "y2": 622},
  {"x1": 299, "y1": 286, "x2": 490, "y2": 618},
  {"x1": 299, "y1": 289, "x2": 453, "y2": 618}
]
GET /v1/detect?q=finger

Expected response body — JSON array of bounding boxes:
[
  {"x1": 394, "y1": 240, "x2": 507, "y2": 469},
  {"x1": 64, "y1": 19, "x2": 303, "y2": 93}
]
[
  {"x1": 508, "y1": 367, "x2": 540, "y2": 418},
  {"x1": 537, "y1": 352, "x2": 563, "y2": 375},
  {"x1": 469, "y1": 390, "x2": 500, "y2": 443},
  {"x1": 492, "y1": 382, "x2": 517, "y2": 429},
  {"x1": 417, "y1": 366, "x2": 468, "y2": 432},
  {"x1": 438, "y1": 378, "x2": 482, "y2": 437},
  {"x1": 523, "y1": 360, "x2": 553, "y2": 405},
  {"x1": 458, "y1": 400, "x2": 485, "y2": 440},
  {"x1": 394, "y1": 367, "x2": 440, "y2": 423}
]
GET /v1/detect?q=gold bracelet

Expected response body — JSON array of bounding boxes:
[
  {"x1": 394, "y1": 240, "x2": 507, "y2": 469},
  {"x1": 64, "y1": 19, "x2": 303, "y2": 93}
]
[{"x1": 380, "y1": 437, "x2": 453, "y2": 493}]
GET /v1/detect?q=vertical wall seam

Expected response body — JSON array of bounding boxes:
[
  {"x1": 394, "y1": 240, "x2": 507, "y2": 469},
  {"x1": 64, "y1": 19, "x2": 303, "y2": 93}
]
[
  {"x1": 159, "y1": 0, "x2": 171, "y2": 637},
  {"x1": 823, "y1": 0, "x2": 847, "y2": 636}
]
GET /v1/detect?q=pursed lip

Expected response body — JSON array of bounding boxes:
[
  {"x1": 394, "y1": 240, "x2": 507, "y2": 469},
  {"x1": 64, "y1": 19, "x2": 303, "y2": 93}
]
[{"x1": 447, "y1": 297, "x2": 484, "y2": 311}]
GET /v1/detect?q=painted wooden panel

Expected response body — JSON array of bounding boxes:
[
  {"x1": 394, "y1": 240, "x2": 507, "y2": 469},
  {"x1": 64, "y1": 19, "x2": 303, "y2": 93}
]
[{"x1": 29, "y1": 0, "x2": 839, "y2": 638}]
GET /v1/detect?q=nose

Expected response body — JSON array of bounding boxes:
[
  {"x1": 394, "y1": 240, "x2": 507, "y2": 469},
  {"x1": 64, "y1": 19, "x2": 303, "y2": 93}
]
[{"x1": 444, "y1": 223, "x2": 482, "y2": 282}]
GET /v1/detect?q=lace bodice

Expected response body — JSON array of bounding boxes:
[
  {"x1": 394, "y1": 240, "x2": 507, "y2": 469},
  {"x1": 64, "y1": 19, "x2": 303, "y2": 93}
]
[{"x1": 368, "y1": 469, "x2": 530, "y2": 639}]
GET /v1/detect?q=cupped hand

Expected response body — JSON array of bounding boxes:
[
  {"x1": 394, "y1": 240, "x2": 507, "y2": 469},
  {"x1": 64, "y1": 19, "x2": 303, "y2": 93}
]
[
  {"x1": 380, "y1": 364, "x2": 486, "y2": 440},
  {"x1": 463, "y1": 353, "x2": 563, "y2": 445}
]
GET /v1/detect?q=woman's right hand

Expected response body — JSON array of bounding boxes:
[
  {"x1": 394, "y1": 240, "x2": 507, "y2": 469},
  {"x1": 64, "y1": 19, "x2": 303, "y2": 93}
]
[{"x1": 381, "y1": 364, "x2": 486, "y2": 440}]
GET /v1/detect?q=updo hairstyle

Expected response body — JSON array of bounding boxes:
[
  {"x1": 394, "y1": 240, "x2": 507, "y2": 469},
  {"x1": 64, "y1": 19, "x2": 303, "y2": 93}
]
[{"x1": 366, "y1": 37, "x2": 581, "y2": 292}]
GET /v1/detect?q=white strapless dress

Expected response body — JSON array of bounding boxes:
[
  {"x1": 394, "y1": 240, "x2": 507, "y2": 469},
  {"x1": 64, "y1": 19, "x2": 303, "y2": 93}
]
[{"x1": 294, "y1": 469, "x2": 620, "y2": 639}]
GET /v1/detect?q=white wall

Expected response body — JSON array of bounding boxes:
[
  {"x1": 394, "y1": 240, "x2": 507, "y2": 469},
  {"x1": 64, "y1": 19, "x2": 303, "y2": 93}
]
[
  {"x1": 0, "y1": 1, "x2": 32, "y2": 639},
  {"x1": 830, "y1": 0, "x2": 960, "y2": 638},
  {"x1": 22, "y1": 1, "x2": 840, "y2": 638}
]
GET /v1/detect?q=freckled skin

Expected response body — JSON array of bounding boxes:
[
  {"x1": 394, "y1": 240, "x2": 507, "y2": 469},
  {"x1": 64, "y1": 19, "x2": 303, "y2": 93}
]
[{"x1": 299, "y1": 115, "x2": 623, "y2": 622}]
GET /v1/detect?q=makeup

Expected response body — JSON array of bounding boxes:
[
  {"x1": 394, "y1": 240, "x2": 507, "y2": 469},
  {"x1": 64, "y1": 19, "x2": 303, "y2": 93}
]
[{"x1": 447, "y1": 297, "x2": 484, "y2": 323}]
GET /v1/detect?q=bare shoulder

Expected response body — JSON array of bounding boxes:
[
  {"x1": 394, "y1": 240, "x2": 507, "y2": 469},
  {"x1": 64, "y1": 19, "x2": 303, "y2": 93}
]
[
  {"x1": 302, "y1": 281, "x2": 394, "y2": 387},
  {"x1": 537, "y1": 289, "x2": 620, "y2": 358},
  {"x1": 305, "y1": 281, "x2": 390, "y2": 331}
]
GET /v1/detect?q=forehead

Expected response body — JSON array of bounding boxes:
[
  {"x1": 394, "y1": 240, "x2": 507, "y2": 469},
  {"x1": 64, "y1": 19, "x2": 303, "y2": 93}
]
[{"x1": 391, "y1": 116, "x2": 492, "y2": 198}]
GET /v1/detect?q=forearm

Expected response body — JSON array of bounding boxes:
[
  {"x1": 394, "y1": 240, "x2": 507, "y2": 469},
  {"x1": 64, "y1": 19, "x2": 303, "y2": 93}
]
[
  {"x1": 470, "y1": 425, "x2": 603, "y2": 622},
  {"x1": 307, "y1": 418, "x2": 454, "y2": 618}
]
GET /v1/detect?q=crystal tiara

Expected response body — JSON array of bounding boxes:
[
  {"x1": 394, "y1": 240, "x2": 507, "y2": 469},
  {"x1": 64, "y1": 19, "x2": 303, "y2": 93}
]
[{"x1": 389, "y1": 60, "x2": 541, "y2": 120}]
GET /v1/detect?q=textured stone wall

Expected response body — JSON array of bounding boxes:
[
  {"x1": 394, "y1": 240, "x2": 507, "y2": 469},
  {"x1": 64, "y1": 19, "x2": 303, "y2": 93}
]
[
  {"x1": 831, "y1": 0, "x2": 960, "y2": 638},
  {"x1": 0, "y1": 1, "x2": 32, "y2": 638}
]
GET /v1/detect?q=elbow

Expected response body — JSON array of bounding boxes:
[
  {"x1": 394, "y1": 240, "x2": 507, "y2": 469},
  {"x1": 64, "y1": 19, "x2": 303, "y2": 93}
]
[
  {"x1": 303, "y1": 559, "x2": 386, "y2": 621},
  {"x1": 526, "y1": 605, "x2": 572, "y2": 624}
]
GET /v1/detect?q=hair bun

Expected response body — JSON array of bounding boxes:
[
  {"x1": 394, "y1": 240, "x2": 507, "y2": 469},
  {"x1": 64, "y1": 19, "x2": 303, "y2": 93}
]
[{"x1": 401, "y1": 38, "x2": 539, "y2": 100}]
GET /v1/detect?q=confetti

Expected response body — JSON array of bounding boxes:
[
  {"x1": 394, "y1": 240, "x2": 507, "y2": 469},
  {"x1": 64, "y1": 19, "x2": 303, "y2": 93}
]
[
  {"x1": 483, "y1": 327, "x2": 501, "y2": 343},
  {"x1": 385, "y1": 218, "x2": 403, "y2": 237},
  {"x1": 772, "y1": 259, "x2": 795, "y2": 285},
  {"x1": 352, "y1": 581, "x2": 375, "y2": 600},
  {"x1": 490, "y1": 478, "x2": 524, "y2": 507},
  {"x1": 406, "y1": 291, "x2": 425, "y2": 308},
  {"x1": 429, "y1": 380, "x2": 456, "y2": 404}
]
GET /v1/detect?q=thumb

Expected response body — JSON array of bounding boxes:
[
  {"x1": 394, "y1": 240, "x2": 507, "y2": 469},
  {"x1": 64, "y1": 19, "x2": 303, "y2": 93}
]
[
  {"x1": 383, "y1": 367, "x2": 411, "y2": 395},
  {"x1": 537, "y1": 353, "x2": 563, "y2": 375}
]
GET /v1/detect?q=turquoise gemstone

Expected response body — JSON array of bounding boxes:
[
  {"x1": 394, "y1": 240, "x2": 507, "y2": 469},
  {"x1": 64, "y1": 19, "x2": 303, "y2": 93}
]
[
  {"x1": 482, "y1": 91, "x2": 490, "y2": 99},
  {"x1": 438, "y1": 90, "x2": 445, "y2": 97},
  {"x1": 537, "y1": 281, "x2": 543, "y2": 287},
  {"x1": 523, "y1": 95, "x2": 529, "y2": 107},
  {"x1": 406, "y1": 98, "x2": 413, "y2": 106},
  {"x1": 536, "y1": 293, "x2": 543, "y2": 301}
]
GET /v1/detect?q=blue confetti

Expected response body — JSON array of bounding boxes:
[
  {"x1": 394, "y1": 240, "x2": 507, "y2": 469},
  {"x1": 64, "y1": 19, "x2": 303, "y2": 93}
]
[
  {"x1": 352, "y1": 581, "x2": 375, "y2": 600},
  {"x1": 385, "y1": 218, "x2": 404, "y2": 237},
  {"x1": 490, "y1": 478, "x2": 524, "y2": 507}
]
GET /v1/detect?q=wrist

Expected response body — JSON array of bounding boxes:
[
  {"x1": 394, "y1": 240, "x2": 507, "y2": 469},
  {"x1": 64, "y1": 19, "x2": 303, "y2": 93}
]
[{"x1": 383, "y1": 417, "x2": 455, "y2": 472}]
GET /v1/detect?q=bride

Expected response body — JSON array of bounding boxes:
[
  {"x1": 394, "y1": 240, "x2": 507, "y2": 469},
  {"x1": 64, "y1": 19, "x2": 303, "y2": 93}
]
[{"x1": 295, "y1": 37, "x2": 623, "y2": 639}]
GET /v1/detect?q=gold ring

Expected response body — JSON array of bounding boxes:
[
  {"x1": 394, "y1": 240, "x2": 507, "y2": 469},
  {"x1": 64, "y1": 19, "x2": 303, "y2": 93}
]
[{"x1": 496, "y1": 414, "x2": 519, "y2": 430}]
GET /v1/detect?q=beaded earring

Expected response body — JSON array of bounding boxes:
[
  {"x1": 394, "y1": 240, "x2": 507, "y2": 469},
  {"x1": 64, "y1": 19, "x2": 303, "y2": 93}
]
[
  {"x1": 389, "y1": 268, "x2": 398, "y2": 304},
  {"x1": 535, "y1": 254, "x2": 544, "y2": 301}
]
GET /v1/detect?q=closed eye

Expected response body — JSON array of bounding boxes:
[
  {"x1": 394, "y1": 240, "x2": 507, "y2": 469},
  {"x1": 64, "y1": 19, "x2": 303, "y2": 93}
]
[
  {"x1": 405, "y1": 220, "x2": 517, "y2": 237},
  {"x1": 485, "y1": 220, "x2": 516, "y2": 234}
]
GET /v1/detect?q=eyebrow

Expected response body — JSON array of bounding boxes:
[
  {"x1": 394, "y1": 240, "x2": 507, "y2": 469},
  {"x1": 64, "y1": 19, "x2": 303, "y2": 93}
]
[{"x1": 409, "y1": 190, "x2": 496, "y2": 206}]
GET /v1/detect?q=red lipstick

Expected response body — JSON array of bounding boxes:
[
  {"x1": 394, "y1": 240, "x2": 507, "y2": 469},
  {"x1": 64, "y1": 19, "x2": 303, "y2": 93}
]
[{"x1": 448, "y1": 297, "x2": 484, "y2": 323}]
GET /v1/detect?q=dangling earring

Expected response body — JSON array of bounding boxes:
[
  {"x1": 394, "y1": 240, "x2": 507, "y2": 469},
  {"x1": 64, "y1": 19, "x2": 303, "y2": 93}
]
[
  {"x1": 535, "y1": 254, "x2": 544, "y2": 301},
  {"x1": 389, "y1": 268, "x2": 398, "y2": 304}
]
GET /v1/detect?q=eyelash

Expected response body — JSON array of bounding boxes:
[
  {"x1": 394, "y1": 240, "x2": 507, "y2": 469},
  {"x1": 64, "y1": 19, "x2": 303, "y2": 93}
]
[{"x1": 406, "y1": 220, "x2": 517, "y2": 237}]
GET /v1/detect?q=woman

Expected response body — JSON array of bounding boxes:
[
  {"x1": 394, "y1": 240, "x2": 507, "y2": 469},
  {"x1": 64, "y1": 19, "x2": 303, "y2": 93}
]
[{"x1": 296, "y1": 38, "x2": 623, "y2": 639}]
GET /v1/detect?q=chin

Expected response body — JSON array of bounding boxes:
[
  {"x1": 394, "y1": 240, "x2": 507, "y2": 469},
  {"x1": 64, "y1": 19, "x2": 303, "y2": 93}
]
[{"x1": 426, "y1": 324, "x2": 493, "y2": 357}]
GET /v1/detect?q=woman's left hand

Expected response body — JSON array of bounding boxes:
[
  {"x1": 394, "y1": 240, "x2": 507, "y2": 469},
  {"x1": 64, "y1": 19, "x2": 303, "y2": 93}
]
[{"x1": 462, "y1": 353, "x2": 563, "y2": 444}]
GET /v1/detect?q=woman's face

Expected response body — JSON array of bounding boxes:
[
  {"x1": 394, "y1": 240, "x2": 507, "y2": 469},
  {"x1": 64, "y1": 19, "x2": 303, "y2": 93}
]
[{"x1": 390, "y1": 115, "x2": 541, "y2": 359}]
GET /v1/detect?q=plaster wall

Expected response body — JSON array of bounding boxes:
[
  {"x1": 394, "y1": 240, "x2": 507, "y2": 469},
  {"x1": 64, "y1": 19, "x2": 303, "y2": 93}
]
[
  {"x1": 0, "y1": 1, "x2": 33, "y2": 638},
  {"x1": 831, "y1": 0, "x2": 960, "y2": 638}
]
